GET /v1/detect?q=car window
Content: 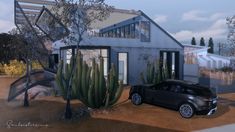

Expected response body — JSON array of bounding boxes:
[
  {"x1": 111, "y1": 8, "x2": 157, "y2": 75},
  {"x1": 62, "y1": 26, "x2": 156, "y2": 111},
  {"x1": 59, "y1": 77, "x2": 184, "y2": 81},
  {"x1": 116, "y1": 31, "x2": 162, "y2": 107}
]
[
  {"x1": 157, "y1": 83, "x2": 169, "y2": 91},
  {"x1": 185, "y1": 88, "x2": 196, "y2": 95},
  {"x1": 169, "y1": 85, "x2": 183, "y2": 93},
  {"x1": 192, "y1": 88, "x2": 213, "y2": 96}
]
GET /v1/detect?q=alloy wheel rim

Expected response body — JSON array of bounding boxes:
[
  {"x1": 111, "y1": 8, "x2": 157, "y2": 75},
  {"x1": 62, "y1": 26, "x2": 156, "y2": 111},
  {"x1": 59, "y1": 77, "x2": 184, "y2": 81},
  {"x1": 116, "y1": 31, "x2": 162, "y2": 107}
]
[
  {"x1": 132, "y1": 93, "x2": 141, "y2": 105},
  {"x1": 180, "y1": 104, "x2": 193, "y2": 118}
]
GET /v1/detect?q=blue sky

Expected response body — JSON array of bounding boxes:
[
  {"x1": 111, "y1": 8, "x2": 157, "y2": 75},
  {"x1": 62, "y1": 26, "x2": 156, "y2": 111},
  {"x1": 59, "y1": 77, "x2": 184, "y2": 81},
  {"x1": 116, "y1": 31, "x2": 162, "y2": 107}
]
[{"x1": 0, "y1": 0, "x2": 234, "y2": 44}]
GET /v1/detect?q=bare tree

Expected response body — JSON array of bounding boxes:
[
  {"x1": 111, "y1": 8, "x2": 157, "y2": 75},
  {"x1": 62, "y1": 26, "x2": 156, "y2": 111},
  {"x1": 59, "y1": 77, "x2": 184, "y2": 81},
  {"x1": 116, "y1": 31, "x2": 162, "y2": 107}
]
[
  {"x1": 227, "y1": 15, "x2": 235, "y2": 56},
  {"x1": 51, "y1": 0, "x2": 112, "y2": 119}
]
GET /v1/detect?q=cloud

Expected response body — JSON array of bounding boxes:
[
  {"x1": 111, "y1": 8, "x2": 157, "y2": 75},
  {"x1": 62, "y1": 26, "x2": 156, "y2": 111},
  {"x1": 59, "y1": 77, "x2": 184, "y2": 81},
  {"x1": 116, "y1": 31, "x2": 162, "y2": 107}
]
[
  {"x1": 0, "y1": 0, "x2": 14, "y2": 33},
  {"x1": 154, "y1": 15, "x2": 168, "y2": 23},
  {"x1": 182, "y1": 10, "x2": 226, "y2": 22},
  {"x1": 172, "y1": 19, "x2": 227, "y2": 42},
  {"x1": 0, "y1": 20, "x2": 14, "y2": 33}
]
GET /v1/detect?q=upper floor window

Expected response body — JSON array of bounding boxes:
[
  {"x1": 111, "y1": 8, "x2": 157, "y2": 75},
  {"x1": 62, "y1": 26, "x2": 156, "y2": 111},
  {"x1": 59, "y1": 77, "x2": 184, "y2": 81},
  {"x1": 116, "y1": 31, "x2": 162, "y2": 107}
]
[
  {"x1": 140, "y1": 21, "x2": 150, "y2": 42},
  {"x1": 130, "y1": 23, "x2": 135, "y2": 38},
  {"x1": 99, "y1": 21, "x2": 150, "y2": 42}
]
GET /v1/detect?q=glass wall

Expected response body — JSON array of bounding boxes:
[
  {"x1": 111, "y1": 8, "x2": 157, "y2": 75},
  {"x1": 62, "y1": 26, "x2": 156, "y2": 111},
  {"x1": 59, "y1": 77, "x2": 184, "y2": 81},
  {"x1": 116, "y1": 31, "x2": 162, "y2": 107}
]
[
  {"x1": 100, "y1": 22, "x2": 141, "y2": 40},
  {"x1": 100, "y1": 20, "x2": 150, "y2": 42}
]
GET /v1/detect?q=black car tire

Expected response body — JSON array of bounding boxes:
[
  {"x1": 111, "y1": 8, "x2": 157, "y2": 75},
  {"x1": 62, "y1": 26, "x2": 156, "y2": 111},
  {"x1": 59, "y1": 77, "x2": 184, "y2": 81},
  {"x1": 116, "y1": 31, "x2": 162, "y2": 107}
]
[
  {"x1": 179, "y1": 103, "x2": 194, "y2": 118},
  {"x1": 131, "y1": 93, "x2": 142, "y2": 105}
]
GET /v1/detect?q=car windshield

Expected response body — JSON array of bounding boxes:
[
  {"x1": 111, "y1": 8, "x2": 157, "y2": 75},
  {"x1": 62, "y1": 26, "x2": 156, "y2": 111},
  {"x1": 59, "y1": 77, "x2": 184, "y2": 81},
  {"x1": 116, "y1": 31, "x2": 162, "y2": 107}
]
[{"x1": 191, "y1": 87, "x2": 215, "y2": 97}]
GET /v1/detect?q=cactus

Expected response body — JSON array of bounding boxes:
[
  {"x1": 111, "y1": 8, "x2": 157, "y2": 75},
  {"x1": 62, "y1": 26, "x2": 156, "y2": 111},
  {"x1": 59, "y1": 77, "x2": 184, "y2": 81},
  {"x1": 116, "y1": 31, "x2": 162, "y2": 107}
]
[
  {"x1": 141, "y1": 59, "x2": 170, "y2": 85},
  {"x1": 56, "y1": 56, "x2": 77, "y2": 100},
  {"x1": 56, "y1": 51, "x2": 124, "y2": 109}
]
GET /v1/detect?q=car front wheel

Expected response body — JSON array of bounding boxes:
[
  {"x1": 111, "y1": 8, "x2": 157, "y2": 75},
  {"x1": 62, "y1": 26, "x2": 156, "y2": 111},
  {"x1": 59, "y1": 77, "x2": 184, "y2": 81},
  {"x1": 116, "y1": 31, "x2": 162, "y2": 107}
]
[
  {"x1": 179, "y1": 103, "x2": 194, "y2": 118},
  {"x1": 131, "y1": 93, "x2": 142, "y2": 105}
]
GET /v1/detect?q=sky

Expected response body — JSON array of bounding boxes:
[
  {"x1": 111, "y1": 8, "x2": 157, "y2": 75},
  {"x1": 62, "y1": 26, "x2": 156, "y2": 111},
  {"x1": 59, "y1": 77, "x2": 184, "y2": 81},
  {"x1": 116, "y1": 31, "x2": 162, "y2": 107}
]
[{"x1": 0, "y1": 0, "x2": 234, "y2": 44}]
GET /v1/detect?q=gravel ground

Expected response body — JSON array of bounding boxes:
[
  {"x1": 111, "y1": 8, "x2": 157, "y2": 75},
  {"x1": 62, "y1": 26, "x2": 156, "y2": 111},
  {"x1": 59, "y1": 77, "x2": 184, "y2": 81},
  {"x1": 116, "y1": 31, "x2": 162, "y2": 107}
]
[{"x1": 1, "y1": 77, "x2": 235, "y2": 132}]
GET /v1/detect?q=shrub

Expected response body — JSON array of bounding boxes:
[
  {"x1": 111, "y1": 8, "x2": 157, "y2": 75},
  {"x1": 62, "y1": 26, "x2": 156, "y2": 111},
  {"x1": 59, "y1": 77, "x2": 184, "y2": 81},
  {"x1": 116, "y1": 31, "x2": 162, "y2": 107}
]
[
  {"x1": 220, "y1": 66, "x2": 234, "y2": 72},
  {"x1": 3, "y1": 60, "x2": 26, "y2": 77},
  {"x1": 0, "y1": 63, "x2": 4, "y2": 74},
  {"x1": 32, "y1": 61, "x2": 43, "y2": 70}
]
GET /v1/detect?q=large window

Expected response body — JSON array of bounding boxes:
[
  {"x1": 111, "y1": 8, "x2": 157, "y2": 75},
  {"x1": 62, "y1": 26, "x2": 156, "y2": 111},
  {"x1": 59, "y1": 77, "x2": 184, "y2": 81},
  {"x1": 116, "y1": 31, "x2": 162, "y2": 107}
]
[
  {"x1": 125, "y1": 25, "x2": 131, "y2": 38},
  {"x1": 135, "y1": 22, "x2": 140, "y2": 39},
  {"x1": 101, "y1": 22, "x2": 142, "y2": 39},
  {"x1": 118, "y1": 53, "x2": 128, "y2": 84},
  {"x1": 61, "y1": 47, "x2": 109, "y2": 77},
  {"x1": 140, "y1": 21, "x2": 150, "y2": 42},
  {"x1": 79, "y1": 49, "x2": 109, "y2": 77},
  {"x1": 130, "y1": 23, "x2": 135, "y2": 38},
  {"x1": 66, "y1": 49, "x2": 72, "y2": 64}
]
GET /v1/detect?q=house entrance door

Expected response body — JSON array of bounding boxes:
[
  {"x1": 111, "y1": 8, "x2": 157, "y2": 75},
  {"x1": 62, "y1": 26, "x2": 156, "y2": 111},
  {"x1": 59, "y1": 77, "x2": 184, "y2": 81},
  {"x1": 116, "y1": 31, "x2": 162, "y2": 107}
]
[
  {"x1": 118, "y1": 53, "x2": 128, "y2": 84},
  {"x1": 160, "y1": 51, "x2": 180, "y2": 79}
]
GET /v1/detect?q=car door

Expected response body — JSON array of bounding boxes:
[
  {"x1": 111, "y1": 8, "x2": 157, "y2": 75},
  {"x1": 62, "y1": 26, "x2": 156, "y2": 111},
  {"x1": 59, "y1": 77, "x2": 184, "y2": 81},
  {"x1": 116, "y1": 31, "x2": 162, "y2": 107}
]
[
  {"x1": 143, "y1": 85, "x2": 158, "y2": 104},
  {"x1": 153, "y1": 82, "x2": 171, "y2": 106},
  {"x1": 154, "y1": 83, "x2": 184, "y2": 109},
  {"x1": 165, "y1": 84, "x2": 185, "y2": 109}
]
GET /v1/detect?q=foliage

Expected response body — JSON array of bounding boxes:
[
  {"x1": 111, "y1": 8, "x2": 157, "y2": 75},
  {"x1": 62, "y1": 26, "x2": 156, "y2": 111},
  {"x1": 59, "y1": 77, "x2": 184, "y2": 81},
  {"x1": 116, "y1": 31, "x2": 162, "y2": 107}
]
[
  {"x1": 141, "y1": 59, "x2": 169, "y2": 85},
  {"x1": 227, "y1": 16, "x2": 235, "y2": 56},
  {"x1": 0, "y1": 33, "x2": 27, "y2": 64},
  {"x1": 220, "y1": 66, "x2": 234, "y2": 72},
  {"x1": 0, "y1": 63, "x2": 4, "y2": 74},
  {"x1": 3, "y1": 60, "x2": 26, "y2": 77},
  {"x1": 191, "y1": 37, "x2": 196, "y2": 45},
  {"x1": 56, "y1": 51, "x2": 123, "y2": 109},
  {"x1": 200, "y1": 37, "x2": 205, "y2": 46},
  {"x1": 208, "y1": 37, "x2": 214, "y2": 53},
  {"x1": 51, "y1": 0, "x2": 113, "y2": 46},
  {"x1": 0, "y1": 60, "x2": 42, "y2": 76},
  {"x1": 31, "y1": 61, "x2": 43, "y2": 70}
]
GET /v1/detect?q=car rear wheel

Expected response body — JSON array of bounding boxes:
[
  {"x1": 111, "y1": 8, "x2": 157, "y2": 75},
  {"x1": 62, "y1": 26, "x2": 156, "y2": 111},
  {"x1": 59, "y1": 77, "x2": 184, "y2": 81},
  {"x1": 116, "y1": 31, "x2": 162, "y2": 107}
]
[
  {"x1": 179, "y1": 103, "x2": 194, "y2": 118},
  {"x1": 131, "y1": 93, "x2": 142, "y2": 105}
]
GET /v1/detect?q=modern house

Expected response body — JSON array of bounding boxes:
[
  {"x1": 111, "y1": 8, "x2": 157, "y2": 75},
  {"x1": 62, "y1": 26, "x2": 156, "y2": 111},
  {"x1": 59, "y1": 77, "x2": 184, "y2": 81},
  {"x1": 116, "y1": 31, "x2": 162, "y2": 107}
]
[
  {"x1": 184, "y1": 44, "x2": 230, "y2": 69},
  {"x1": 52, "y1": 9, "x2": 184, "y2": 85},
  {"x1": 13, "y1": 0, "x2": 184, "y2": 85}
]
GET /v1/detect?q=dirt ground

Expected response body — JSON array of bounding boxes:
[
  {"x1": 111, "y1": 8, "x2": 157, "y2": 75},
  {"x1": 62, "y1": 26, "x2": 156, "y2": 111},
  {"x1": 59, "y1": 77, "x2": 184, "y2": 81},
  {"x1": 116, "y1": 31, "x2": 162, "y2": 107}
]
[{"x1": 1, "y1": 77, "x2": 235, "y2": 132}]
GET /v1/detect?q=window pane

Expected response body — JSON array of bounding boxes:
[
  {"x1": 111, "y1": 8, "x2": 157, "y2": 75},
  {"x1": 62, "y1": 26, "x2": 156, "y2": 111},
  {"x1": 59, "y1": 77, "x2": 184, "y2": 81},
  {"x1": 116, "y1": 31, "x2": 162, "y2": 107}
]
[
  {"x1": 130, "y1": 23, "x2": 135, "y2": 38},
  {"x1": 140, "y1": 21, "x2": 150, "y2": 42},
  {"x1": 118, "y1": 53, "x2": 128, "y2": 84},
  {"x1": 101, "y1": 49, "x2": 108, "y2": 57},
  {"x1": 117, "y1": 28, "x2": 121, "y2": 38},
  {"x1": 121, "y1": 27, "x2": 125, "y2": 38},
  {"x1": 125, "y1": 25, "x2": 131, "y2": 38},
  {"x1": 135, "y1": 22, "x2": 140, "y2": 39}
]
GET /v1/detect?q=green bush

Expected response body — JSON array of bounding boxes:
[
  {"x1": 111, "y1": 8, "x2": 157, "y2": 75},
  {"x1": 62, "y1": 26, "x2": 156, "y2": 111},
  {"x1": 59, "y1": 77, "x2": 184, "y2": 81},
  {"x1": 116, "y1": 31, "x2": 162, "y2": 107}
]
[
  {"x1": 32, "y1": 61, "x2": 43, "y2": 70},
  {"x1": 0, "y1": 60, "x2": 43, "y2": 76},
  {"x1": 0, "y1": 63, "x2": 4, "y2": 74},
  {"x1": 220, "y1": 66, "x2": 234, "y2": 72},
  {"x1": 3, "y1": 59, "x2": 26, "y2": 77}
]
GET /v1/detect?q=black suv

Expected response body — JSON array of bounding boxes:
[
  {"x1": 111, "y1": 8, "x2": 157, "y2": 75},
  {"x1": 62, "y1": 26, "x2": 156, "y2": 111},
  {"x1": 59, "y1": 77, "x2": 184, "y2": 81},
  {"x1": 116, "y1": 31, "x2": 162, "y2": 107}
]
[{"x1": 129, "y1": 80, "x2": 217, "y2": 118}]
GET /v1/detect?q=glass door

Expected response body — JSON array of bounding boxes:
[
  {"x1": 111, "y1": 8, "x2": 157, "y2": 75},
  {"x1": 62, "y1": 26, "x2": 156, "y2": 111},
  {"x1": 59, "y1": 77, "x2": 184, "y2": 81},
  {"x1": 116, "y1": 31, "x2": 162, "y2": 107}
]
[{"x1": 118, "y1": 53, "x2": 128, "y2": 84}]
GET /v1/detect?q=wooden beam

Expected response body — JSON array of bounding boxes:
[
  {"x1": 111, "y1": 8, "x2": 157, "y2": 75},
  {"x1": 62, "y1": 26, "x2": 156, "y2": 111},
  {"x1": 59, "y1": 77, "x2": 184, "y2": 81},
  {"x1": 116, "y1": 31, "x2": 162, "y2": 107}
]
[{"x1": 16, "y1": 0, "x2": 56, "y2": 6}]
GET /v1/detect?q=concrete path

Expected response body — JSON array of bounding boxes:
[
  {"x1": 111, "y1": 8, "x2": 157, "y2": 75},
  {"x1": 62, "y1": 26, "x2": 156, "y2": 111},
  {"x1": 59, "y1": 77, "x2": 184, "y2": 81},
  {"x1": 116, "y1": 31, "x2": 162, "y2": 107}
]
[{"x1": 195, "y1": 124, "x2": 235, "y2": 132}]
